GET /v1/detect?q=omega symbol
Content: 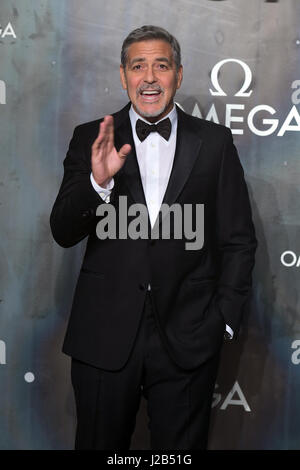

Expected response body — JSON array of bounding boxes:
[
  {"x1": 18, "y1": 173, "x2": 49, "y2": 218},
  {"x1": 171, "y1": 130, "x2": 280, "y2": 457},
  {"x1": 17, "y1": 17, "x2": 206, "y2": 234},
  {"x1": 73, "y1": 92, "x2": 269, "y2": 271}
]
[{"x1": 209, "y1": 58, "x2": 253, "y2": 97}]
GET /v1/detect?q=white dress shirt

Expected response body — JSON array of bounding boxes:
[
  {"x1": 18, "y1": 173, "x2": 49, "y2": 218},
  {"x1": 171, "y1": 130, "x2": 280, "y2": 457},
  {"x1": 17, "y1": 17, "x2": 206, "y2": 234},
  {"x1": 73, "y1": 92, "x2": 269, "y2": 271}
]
[
  {"x1": 129, "y1": 105, "x2": 178, "y2": 228},
  {"x1": 90, "y1": 104, "x2": 233, "y2": 339}
]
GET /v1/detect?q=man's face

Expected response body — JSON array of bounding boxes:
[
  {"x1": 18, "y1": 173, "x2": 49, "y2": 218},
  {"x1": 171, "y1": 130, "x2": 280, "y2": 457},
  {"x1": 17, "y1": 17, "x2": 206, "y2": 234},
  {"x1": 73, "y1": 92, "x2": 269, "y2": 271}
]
[{"x1": 120, "y1": 39, "x2": 183, "y2": 122}]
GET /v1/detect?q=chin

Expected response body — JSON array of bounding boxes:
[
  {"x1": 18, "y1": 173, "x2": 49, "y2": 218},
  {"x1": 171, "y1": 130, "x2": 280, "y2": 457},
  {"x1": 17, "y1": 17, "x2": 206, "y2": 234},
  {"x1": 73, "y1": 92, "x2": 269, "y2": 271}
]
[{"x1": 134, "y1": 103, "x2": 168, "y2": 119}]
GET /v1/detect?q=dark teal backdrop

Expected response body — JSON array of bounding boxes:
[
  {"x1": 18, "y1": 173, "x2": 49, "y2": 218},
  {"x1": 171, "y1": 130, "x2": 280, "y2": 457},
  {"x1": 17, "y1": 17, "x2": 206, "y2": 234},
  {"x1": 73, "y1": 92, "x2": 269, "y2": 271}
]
[{"x1": 0, "y1": 0, "x2": 299, "y2": 449}]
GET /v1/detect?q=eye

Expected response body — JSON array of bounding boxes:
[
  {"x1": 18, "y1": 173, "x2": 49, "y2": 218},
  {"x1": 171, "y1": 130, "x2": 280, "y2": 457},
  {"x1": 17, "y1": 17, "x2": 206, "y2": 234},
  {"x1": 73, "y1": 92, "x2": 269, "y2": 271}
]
[
  {"x1": 158, "y1": 63, "x2": 168, "y2": 70},
  {"x1": 132, "y1": 64, "x2": 142, "y2": 70}
]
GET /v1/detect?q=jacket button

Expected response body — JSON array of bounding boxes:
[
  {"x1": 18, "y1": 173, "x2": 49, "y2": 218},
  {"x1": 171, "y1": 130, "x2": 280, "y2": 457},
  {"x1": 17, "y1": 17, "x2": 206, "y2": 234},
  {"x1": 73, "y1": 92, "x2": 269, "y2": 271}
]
[{"x1": 139, "y1": 283, "x2": 147, "y2": 291}]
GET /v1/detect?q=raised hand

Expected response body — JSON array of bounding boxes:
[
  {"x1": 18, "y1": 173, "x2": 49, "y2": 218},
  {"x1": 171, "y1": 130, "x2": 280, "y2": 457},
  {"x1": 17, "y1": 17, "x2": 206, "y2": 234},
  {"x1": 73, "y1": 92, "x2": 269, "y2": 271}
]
[{"x1": 91, "y1": 115, "x2": 131, "y2": 187}]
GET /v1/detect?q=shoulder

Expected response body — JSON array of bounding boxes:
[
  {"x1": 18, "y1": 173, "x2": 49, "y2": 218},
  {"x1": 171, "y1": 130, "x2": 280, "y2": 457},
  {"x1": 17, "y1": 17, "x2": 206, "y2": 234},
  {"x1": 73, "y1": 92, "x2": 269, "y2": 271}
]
[
  {"x1": 177, "y1": 106, "x2": 232, "y2": 140},
  {"x1": 72, "y1": 102, "x2": 131, "y2": 139},
  {"x1": 73, "y1": 118, "x2": 101, "y2": 138}
]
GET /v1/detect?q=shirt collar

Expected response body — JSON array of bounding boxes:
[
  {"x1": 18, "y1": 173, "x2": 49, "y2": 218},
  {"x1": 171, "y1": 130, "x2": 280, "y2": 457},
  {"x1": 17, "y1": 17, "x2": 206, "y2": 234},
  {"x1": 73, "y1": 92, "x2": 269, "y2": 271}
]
[{"x1": 129, "y1": 104, "x2": 178, "y2": 145}]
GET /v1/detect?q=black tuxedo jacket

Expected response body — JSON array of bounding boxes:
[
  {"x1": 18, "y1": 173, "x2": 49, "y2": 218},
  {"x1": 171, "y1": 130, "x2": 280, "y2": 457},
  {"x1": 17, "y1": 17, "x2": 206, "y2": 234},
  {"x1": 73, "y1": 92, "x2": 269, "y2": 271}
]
[{"x1": 50, "y1": 103, "x2": 257, "y2": 371}]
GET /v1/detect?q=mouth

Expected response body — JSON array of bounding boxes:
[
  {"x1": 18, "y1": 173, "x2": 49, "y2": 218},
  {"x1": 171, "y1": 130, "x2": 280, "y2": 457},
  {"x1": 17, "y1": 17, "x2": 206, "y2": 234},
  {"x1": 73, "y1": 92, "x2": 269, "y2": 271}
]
[{"x1": 139, "y1": 89, "x2": 162, "y2": 103}]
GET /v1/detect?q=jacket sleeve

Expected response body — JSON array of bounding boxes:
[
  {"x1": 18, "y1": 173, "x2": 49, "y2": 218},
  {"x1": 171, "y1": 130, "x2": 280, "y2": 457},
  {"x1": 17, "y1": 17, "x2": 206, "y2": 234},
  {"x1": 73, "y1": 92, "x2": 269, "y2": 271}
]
[
  {"x1": 50, "y1": 125, "x2": 107, "y2": 248},
  {"x1": 215, "y1": 128, "x2": 257, "y2": 335}
]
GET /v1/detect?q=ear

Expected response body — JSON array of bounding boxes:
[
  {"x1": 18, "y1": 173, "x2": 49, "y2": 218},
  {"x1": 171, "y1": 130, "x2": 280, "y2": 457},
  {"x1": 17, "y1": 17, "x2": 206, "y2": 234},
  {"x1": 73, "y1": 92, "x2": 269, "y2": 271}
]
[
  {"x1": 176, "y1": 65, "x2": 183, "y2": 90},
  {"x1": 120, "y1": 65, "x2": 127, "y2": 90}
]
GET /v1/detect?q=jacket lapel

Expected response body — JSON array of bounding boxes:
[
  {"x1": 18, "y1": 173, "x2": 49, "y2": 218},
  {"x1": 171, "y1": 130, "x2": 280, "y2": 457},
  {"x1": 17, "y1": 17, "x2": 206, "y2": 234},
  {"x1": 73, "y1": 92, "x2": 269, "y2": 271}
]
[
  {"x1": 113, "y1": 103, "x2": 147, "y2": 207},
  {"x1": 153, "y1": 105, "x2": 203, "y2": 230},
  {"x1": 161, "y1": 105, "x2": 203, "y2": 207}
]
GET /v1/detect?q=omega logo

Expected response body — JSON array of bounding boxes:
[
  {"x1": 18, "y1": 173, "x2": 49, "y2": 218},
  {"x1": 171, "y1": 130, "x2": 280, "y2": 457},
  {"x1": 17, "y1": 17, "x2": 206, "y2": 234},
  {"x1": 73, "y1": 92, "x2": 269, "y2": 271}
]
[
  {"x1": 0, "y1": 22, "x2": 17, "y2": 39},
  {"x1": 209, "y1": 58, "x2": 253, "y2": 97},
  {"x1": 280, "y1": 251, "x2": 300, "y2": 267},
  {"x1": 212, "y1": 381, "x2": 251, "y2": 411},
  {"x1": 187, "y1": 59, "x2": 300, "y2": 136}
]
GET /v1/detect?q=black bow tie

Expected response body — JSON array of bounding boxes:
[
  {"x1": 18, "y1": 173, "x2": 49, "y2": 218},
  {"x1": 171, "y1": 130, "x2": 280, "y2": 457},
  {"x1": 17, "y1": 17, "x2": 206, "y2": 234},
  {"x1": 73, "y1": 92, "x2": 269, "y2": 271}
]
[{"x1": 136, "y1": 118, "x2": 171, "y2": 142}]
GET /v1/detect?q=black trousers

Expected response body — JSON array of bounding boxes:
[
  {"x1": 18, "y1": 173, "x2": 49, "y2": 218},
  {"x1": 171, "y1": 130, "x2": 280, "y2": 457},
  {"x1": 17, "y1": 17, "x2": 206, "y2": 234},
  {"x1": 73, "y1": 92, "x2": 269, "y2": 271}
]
[{"x1": 71, "y1": 291, "x2": 221, "y2": 450}]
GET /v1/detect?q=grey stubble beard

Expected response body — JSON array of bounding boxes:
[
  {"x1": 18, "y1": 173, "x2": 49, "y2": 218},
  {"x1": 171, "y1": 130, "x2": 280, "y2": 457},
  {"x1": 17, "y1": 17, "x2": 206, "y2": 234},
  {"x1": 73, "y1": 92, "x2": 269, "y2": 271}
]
[{"x1": 134, "y1": 88, "x2": 169, "y2": 119}]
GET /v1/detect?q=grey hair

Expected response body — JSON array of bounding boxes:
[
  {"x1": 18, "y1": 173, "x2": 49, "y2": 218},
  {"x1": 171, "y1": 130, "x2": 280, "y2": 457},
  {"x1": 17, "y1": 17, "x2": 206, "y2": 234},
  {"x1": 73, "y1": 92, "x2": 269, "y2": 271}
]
[{"x1": 121, "y1": 25, "x2": 181, "y2": 71}]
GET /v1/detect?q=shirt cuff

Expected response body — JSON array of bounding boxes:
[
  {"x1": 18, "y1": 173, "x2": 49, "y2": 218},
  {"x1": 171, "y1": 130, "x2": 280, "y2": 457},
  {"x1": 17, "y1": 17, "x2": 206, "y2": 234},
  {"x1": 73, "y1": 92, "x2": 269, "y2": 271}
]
[
  {"x1": 90, "y1": 172, "x2": 114, "y2": 203},
  {"x1": 225, "y1": 324, "x2": 234, "y2": 339}
]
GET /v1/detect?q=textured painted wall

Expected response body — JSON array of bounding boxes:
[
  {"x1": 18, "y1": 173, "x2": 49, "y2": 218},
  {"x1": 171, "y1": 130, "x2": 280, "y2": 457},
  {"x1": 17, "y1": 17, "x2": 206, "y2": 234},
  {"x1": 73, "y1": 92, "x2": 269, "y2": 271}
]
[{"x1": 0, "y1": 0, "x2": 299, "y2": 449}]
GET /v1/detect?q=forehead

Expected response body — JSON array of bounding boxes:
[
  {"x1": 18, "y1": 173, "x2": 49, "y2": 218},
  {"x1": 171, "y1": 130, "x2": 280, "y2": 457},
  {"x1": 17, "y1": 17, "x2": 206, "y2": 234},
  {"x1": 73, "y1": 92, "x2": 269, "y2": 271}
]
[{"x1": 126, "y1": 39, "x2": 174, "y2": 62}]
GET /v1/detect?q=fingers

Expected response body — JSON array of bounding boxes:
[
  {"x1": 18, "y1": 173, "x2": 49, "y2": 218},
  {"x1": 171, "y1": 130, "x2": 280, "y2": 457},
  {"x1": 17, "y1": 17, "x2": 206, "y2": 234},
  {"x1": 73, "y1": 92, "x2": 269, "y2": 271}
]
[
  {"x1": 118, "y1": 143, "x2": 131, "y2": 159},
  {"x1": 92, "y1": 115, "x2": 114, "y2": 152},
  {"x1": 91, "y1": 116, "x2": 130, "y2": 163},
  {"x1": 104, "y1": 115, "x2": 114, "y2": 144}
]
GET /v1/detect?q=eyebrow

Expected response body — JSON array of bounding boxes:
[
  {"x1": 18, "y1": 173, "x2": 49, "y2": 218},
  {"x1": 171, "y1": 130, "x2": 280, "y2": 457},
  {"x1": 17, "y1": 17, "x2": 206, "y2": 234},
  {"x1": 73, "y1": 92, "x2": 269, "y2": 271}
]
[{"x1": 129, "y1": 57, "x2": 172, "y2": 66}]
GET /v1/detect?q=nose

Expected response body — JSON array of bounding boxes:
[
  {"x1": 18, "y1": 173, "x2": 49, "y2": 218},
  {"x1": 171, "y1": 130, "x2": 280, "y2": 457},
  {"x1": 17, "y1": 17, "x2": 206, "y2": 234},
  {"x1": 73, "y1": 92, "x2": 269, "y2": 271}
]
[{"x1": 144, "y1": 66, "x2": 156, "y2": 84}]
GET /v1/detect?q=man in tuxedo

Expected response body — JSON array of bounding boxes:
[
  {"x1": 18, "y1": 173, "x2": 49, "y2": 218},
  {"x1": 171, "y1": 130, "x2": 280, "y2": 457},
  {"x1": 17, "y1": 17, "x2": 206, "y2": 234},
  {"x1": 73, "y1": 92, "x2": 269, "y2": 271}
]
[{"x1": 50, "y1": 25, "x2": 257, "y2": 450}]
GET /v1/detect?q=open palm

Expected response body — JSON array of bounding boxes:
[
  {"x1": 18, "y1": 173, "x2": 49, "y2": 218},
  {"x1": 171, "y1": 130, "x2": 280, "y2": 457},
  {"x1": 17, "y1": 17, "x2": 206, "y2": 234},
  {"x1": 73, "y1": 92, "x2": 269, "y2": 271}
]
[{"x1": 91, "y1": 115, "x2": 131, "y2": 187}]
